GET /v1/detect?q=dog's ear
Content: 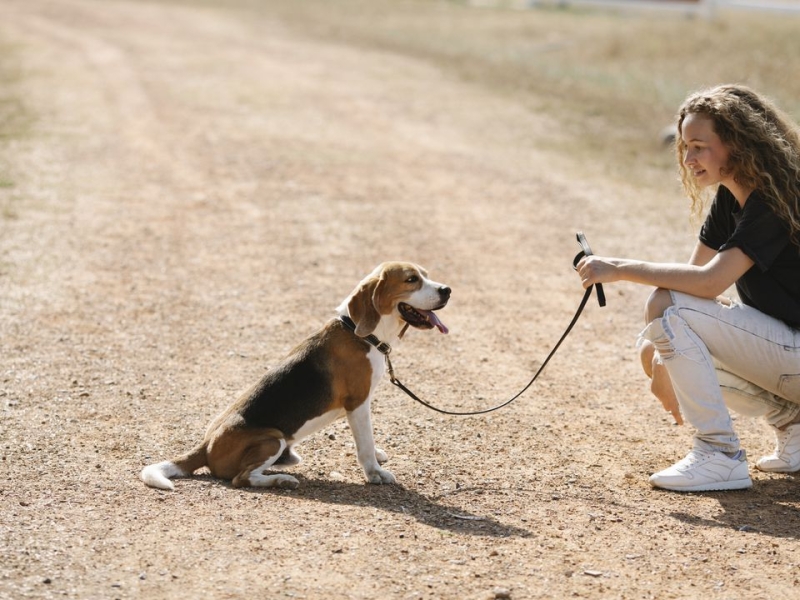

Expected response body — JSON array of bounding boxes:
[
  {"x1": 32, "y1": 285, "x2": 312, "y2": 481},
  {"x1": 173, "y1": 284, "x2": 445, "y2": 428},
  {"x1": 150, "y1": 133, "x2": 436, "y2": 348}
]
[
  {"x1": 348, "y1": 276, "x2": 383, "y2": 337},
  {"x1": 372, "y1": 271, "x2": 396, "y2": 317}
]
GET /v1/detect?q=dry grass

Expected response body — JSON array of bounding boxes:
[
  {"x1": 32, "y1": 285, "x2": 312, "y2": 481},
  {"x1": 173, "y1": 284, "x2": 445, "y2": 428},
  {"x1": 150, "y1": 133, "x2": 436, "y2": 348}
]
[
  {"x1": 10, "y1": 0, "x2": 800, "y2": 188},
  {"x1": 177, "y1": 0, "x2": 800, "y2": 187},
  {"x1": 0, "y1": 39, "x2": 28, "y2": 218},
  {"x1": 0, "y1": 39, "x2": 29, "y2": 139}
]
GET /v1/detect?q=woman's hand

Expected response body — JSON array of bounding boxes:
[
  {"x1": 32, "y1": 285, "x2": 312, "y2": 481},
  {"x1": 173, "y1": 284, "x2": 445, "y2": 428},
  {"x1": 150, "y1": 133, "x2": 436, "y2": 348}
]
[{"x1": 575, "y1": 255, "x2": 620, "y2": 289}]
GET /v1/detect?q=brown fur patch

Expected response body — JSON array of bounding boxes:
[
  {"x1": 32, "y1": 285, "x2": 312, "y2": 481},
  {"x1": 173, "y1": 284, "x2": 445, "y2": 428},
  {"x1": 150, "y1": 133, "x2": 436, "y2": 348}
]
[
  {"x1": 325, "y1": 327, "x2": 373, "y2": 411},
  {"x1": 348, "y1": 277, "x2": 381, "y2": 337},
  {"x1": 205, "y1": 425, "x2": 285, "y2": 483},
  {"x1": 172, "y1": 444, "x2": 209, "y2": 475}
]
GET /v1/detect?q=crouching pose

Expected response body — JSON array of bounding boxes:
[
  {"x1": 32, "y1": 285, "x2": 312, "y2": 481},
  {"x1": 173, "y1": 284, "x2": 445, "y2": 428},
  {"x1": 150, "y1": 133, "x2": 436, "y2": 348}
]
[{"x1": 576, "y1": 84, "x2": 800, "y2": 492}]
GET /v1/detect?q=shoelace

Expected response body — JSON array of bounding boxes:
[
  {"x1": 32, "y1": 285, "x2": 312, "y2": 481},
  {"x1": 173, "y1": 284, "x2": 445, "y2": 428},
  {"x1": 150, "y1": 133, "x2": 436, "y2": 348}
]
[
  {"x1": 681, "y1": 449, "x2": 744, "y2": 468},
  {"x1": 677, "y1": 450, "x2": 710, "y2": 468}
]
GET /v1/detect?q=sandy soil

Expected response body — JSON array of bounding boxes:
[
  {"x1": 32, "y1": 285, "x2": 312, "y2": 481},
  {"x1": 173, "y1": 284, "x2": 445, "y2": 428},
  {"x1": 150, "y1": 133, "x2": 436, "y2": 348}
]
[{"x1": 1, "y1": 1, "x2": 798, "y2": 599}]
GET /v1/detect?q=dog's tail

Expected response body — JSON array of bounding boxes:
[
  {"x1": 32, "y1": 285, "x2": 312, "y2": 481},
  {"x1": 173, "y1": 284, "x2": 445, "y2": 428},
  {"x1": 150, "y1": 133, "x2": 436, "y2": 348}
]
[{"x1": 140, "y1": 443, "x2": 208, "y2": 491}]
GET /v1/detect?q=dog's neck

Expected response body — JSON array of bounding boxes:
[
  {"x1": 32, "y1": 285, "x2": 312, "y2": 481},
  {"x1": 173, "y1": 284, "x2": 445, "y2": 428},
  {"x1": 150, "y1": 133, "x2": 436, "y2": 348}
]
[
  {"x1": 370, "y1": 317, "x2": 408, "y2": 345},
  {"x1": 337, "y1": 312, "x2": 406, "y2": 351}
]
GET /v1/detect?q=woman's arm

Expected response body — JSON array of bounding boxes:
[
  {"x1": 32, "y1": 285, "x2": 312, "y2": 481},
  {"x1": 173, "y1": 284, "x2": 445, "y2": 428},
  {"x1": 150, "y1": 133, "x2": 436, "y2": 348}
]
[
  {"x1": 576, "y1": 242, "x2": 754, "y2": 299},
  {"x1": 688, "y1": 240, "x2": 717, "y2": 267}
]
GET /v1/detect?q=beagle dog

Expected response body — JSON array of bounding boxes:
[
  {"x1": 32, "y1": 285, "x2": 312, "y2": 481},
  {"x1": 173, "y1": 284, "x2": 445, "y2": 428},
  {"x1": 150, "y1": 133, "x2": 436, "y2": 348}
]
[{"x1": 140, "y1": 262, "x2": 450, "y2": 491}]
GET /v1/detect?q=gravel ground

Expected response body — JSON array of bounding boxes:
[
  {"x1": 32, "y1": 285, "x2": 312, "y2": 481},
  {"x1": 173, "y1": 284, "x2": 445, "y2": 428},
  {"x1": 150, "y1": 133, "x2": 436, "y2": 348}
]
[{"x1": 1, "y1": 1, "x2": 798, "y2": 599}]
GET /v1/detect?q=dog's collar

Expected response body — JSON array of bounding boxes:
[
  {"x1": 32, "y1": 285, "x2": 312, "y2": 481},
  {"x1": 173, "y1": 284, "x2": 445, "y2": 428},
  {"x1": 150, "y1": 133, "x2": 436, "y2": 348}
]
[{"x1": 338, "y1": 315, "x2": 392, "y2": 355}]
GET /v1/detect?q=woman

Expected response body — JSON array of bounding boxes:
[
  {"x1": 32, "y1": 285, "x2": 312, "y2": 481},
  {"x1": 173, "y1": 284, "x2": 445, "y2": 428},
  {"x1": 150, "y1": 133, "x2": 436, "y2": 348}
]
[{"x1": 576, "y1": 84, "x2": 800, "y2": 492}]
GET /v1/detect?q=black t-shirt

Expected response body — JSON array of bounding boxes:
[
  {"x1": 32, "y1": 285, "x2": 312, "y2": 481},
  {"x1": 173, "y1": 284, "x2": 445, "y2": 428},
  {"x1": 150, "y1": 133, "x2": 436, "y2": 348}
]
[{"x1": 699, "y1": 186, "x2": 800, "y2": 328}]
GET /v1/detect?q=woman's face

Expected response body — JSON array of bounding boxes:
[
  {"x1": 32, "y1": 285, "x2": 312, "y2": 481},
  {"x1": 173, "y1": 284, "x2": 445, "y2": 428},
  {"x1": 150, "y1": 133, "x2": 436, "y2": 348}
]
[{"x1": 681, "y1": 112, "x2": 731, "y2": 189}]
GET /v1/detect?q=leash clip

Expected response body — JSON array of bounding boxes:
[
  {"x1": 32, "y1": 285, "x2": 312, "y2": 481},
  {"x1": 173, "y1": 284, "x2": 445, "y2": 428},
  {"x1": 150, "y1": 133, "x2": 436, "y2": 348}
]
[{"x1": 385, "y1": 354, "x2": 397, "y2": 383}]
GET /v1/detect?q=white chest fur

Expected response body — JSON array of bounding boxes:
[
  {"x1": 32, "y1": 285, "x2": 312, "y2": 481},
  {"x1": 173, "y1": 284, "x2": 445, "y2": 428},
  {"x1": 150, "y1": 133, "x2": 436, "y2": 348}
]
[
  {"x1": 289, "y1": 408, "x2": 346, "y2": 443},
  {"x1": 367, "y1": 346, "x2": 386, "y2": 393}
]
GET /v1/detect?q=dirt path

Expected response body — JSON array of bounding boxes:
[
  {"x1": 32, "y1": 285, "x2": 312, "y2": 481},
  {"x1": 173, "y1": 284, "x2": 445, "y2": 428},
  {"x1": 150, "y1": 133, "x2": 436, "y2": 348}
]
[{"x1": 1, "y1": 1, "x2": 798, "y2": 599}]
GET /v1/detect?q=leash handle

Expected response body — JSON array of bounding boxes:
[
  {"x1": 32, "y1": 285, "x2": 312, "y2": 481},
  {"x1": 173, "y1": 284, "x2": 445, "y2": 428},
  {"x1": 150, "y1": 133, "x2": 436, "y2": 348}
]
[
  {"x1": 573, "y1": 231, "x2": 606, "y2": 307},
  {"x1": 388, "y1": 232, "x2": 605, "y2": 416}
]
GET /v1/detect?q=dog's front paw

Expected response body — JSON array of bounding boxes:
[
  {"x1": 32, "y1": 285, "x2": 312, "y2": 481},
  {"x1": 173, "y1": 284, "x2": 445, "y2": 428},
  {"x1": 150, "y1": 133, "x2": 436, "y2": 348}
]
[
  {"x1": 375, "y1": 448, "x2": 388, "y2": 464},
  {"x1": 366, "y1": 467, "x2": 396, "y2": 485},
  {"x1": 274, "y1": 475, "x2": 300, "y2": 489}
]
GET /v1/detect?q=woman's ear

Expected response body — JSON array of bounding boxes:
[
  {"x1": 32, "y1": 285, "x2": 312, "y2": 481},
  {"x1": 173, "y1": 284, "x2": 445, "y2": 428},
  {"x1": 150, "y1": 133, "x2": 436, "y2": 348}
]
[{"x1": 348, "y1": 276, "x2": 382, "y2": 337}]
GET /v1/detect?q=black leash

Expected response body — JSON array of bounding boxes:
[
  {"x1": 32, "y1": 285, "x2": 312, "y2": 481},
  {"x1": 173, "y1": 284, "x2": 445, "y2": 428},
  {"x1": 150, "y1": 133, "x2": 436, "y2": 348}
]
[{"x1": 342, "y1": 232, "x2": 605, "y2": 416}]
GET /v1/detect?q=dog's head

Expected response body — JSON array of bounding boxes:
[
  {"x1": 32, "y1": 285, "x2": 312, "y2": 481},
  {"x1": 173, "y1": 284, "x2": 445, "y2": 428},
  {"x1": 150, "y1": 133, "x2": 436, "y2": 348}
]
[{"x1": 342, "y1": 262, "x2": 451, "y2": 338}]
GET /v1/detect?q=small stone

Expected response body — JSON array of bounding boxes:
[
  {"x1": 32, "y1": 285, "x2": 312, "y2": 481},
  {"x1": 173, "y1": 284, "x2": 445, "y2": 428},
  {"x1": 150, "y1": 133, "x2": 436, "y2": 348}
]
[{"x1": 584, "y1": 570, "x2": 603, "y2": 577}]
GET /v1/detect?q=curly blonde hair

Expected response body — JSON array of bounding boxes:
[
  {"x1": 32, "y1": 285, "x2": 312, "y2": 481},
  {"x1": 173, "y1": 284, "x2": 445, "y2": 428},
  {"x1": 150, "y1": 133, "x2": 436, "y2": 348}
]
[{"x1": 675, "y1": 84, "x2": 800, "y2": 245}]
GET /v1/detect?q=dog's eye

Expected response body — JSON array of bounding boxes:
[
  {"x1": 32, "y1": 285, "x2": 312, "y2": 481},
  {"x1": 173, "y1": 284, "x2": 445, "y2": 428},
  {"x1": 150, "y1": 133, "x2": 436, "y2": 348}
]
[{"x1": 405, "y1": 275, "x2": 419, "y2": 284}]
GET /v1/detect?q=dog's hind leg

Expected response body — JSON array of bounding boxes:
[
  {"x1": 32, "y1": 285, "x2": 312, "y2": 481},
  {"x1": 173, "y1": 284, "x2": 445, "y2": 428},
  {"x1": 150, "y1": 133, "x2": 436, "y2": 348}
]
[
  {"x1": 273, "y1": 445, "x2": 303, "y2": 466},
  {"x1": 231, "y1": 437, "x2": 299, "y2": 489}
]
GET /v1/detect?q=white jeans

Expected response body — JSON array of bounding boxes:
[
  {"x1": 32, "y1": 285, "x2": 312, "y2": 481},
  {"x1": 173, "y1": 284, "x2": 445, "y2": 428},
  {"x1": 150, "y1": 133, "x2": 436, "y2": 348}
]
[{"x1": 640, "y1": 291, "x2": 800, "y2": 454}]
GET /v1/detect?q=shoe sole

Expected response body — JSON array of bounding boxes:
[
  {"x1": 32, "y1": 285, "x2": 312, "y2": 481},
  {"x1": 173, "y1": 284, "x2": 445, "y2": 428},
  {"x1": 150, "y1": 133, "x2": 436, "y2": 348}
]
[
  {"x1": 650, "y1": 477, "x2": 753, "y2": 492},
  {"x1": 755, "y1": 463, "x2": 800, "y2": 473}
]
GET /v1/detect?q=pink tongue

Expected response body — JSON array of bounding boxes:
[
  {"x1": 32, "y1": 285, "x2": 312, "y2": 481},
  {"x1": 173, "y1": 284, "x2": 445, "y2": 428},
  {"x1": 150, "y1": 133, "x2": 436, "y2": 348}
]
[{"x1": 421, "y1": 309, "x2": 448, "y2": 334}]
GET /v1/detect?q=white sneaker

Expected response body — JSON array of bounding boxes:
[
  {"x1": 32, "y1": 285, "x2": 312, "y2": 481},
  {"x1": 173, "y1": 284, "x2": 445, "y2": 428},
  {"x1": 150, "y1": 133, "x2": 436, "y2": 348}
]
[
  {"x1": 756, "y1": 424, "x2": 800, "y2": 473},
  {"x1": 649, "y1": 448, "x2": 752, "y2": 492}
]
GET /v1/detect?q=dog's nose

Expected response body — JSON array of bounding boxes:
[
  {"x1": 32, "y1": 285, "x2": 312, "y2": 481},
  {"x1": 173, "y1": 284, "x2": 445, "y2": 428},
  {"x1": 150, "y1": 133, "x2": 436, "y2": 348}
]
[{"x1": 439, "y1": 286, "x2": 451, "y2": 299}]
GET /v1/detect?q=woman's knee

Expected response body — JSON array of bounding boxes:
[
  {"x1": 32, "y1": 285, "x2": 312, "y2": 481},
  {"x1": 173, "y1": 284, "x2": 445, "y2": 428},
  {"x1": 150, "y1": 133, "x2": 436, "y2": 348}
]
[
  {"x1": 639, "y1": 339, "x2": 656, "y2": 377},
  {"x1": 644, "y1": 288, "x2": 673, "y2": 324}
]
